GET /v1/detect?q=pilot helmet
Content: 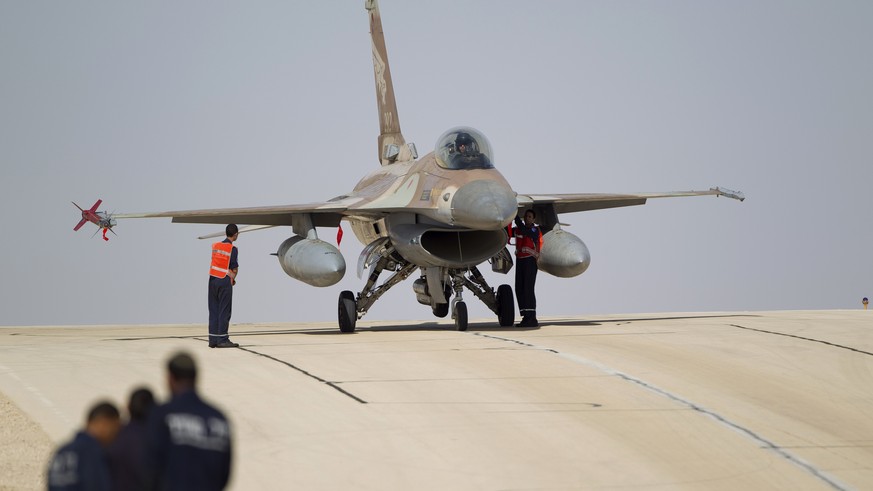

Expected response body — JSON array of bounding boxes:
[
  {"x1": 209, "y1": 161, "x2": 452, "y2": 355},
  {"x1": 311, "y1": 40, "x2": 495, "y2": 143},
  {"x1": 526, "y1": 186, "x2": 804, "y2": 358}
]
[{"x1": 454, "y1": 132, "x2": 475, "y2": 152}]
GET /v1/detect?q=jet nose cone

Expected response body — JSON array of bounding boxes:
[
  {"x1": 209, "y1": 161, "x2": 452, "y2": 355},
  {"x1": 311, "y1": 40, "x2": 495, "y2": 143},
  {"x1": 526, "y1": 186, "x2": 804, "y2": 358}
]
[{"x1": 451, "y1": 180, "x2": 518, "y2": 230}]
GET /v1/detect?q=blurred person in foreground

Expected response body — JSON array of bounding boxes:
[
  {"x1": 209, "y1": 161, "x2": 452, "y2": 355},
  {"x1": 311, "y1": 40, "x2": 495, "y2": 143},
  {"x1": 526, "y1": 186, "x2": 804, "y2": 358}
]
[
  {"x1": 147, "y1": 351, "x2": 232, "y2": 490},
  {"x1": 47, "y1": 401, "x2": 121, "y2": 491},
  {"x1": 107, "y1": 386, "x2": 155, "y2": 491}
]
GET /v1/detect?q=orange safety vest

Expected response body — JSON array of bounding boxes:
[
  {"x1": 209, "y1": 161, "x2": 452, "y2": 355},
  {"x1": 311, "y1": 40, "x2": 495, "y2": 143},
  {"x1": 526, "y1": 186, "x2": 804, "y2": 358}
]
[
  {"x1": 209, "y1": 242, "x2": 234, "y2": 278},
  {"x1": 513, "y1": 226, "x2": 543, "y2": 259}
]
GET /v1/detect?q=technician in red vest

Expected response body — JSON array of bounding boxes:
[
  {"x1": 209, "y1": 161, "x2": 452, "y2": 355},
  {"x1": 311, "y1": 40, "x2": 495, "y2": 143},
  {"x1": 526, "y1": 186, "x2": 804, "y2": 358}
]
[
  {"x1": 208, "y1": 224, "x2": 240, "y2": 348},
  {"x1": 513, "y1": 209, "x2": 543, "y2": 327}
]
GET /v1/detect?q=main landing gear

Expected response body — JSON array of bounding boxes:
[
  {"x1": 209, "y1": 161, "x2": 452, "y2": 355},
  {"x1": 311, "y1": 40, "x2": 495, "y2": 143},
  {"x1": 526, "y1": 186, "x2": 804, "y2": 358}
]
[
  {"x1": 453, "y1": 301, "x2": 468, "y2": 331},
  {"x1": 338, "y1": 290, "x2": 356, "y2": 333},
  {"x1": 336, "y1": 244, "x2": 515, "y2": 333}
]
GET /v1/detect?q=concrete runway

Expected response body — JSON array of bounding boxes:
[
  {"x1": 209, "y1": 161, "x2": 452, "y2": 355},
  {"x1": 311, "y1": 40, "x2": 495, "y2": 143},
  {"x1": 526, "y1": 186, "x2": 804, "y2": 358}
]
[{"x1": 2, "y1": 310, "x2": 872, "y2": 490}]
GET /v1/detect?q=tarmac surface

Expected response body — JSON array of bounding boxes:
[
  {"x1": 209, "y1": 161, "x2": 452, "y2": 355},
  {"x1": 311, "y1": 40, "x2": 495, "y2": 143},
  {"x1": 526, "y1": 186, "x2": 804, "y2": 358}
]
[{"x1": 1, "y1": 310, "x2": 872, "y2": 490}]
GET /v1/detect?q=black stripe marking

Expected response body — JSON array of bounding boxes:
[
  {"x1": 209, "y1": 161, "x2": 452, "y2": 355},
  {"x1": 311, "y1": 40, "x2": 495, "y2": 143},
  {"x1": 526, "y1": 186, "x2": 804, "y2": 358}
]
[
  {"x1": 237, "y1": 347, "x2": 367, "y2": 404},
  {"x1": 729, "y1": 324, "x2": 873, "y2": 357}
]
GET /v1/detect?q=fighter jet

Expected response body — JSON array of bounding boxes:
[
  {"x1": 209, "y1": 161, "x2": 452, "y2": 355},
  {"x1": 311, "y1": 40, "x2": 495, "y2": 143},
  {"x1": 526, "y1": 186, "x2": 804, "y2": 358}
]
[
  {"x1": 72, "y1": 199, "x2": 117, "y2": 241},
  {"x1": 117, "y1": 0, "x2": 743, "y2": 332}
]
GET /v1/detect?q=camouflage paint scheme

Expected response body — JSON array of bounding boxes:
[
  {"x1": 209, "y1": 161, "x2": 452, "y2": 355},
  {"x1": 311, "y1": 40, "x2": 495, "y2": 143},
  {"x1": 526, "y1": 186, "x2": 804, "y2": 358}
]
[{"x1": 116, "y1": 0, "x2": 742, "y2": 332}]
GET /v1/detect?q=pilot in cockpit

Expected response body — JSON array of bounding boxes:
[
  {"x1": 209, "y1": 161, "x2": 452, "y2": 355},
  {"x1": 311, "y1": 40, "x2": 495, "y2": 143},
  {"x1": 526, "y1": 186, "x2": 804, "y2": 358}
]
[
  {"x1": 435, "y1": 126, "x2": 494, "y2": 170},
  {"x1": 451, "y1": 132, "x2": 488, "y2": 167},
  {"x1": 455, "y1": 132, "x2": 475, "y2": 154}
]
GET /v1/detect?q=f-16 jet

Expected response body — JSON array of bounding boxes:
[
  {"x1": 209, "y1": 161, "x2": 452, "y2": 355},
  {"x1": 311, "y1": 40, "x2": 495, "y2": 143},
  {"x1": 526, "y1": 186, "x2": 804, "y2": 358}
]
[{"x1": 117, "y1": 0, "x2": 743, "y2": 332}]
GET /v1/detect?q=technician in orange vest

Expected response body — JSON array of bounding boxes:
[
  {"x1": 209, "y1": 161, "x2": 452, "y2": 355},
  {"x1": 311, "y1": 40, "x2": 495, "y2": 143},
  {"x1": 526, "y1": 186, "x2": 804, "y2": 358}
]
[
  {"x1": 513, "y1": 209, "x2": 543, "y2": 327},
  {"x1": 208, "y1": 224, "x2": 240, "y2": 348}
]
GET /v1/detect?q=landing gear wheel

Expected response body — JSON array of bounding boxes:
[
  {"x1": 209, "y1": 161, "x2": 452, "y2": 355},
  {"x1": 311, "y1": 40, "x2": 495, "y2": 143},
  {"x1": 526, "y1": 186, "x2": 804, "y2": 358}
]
[
  {"x1": 454, "y1": 302, "x2": 468, "y2": 332},
  {"x1": 338, "y1": 290, "x2": 357, "y2": 333},
  {"x1": 432, "y1": 303, "x2": 449, "y2": 318},
  {"x1": 497, "y1": 284, "x2": 514, "y2": 327},
  {"x1": 431, "y1": 284, "x2": 452, "y2": 318}
]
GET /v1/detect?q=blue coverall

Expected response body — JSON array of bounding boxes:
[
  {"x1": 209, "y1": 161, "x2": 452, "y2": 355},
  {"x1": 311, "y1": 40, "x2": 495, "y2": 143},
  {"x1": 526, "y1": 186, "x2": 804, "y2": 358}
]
[
  {"x1": 147, "y1": 389, "x2": 232, "y2": 490},
  {"x1": 208, "y1": 239, "x2": 238, "y2": 346},
  {"x1": 47, "y1": 431, "x2": 112, "y2": 491}
]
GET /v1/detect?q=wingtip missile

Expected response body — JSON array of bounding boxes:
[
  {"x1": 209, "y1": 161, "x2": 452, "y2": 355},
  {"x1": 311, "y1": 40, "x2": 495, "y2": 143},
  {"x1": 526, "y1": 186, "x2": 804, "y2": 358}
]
[
  {"x1": 711, "y1": 187, "x2": 745, "y2": 202},
  {"x1": 72, "y1": 199, "x2": 117, "y2": 240}
]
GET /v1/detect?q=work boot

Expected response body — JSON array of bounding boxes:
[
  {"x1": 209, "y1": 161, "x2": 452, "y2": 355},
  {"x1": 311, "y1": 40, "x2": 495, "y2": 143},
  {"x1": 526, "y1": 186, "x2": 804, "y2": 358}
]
[
  {"x1": 517, "y1": 315, "x2": 539, "y2": 328},
  {"x1": 215, "y1": 339, "x2": 239, "y2": 348}
]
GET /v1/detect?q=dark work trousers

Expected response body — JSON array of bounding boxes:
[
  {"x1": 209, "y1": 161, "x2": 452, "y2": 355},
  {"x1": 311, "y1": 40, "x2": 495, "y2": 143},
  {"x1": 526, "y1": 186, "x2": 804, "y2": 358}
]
[
  {"x1": 515, "y1": 256, "x2": 538, "y2": 318},
  {"x1": 208, "y1": 276, "x2": 233, "y2": 344}
]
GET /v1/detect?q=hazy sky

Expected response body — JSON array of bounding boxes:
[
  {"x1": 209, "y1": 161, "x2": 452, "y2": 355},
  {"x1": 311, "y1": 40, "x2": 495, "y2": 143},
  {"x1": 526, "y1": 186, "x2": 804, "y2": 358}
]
[{"x1": 2, "y1": 1, "x2": 871, "y2": 326}]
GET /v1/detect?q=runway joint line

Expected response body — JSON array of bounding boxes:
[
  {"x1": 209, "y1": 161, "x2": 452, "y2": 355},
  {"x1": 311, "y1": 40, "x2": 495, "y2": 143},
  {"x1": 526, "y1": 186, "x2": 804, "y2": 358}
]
[
  {"x1": 729, "y1": 324, "x2": 873, "y2": 357},
  {"x1": 471, "y1": 331, "x2": 850, "y2": 491},
  {"x1": 236, "y1": 347, "x2": 367, "y2": 404}
]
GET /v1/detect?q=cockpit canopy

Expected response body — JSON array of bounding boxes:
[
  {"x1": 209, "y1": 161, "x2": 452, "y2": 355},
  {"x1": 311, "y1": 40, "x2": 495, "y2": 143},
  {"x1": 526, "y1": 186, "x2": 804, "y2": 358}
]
[{"x1": 435, "y1": 126, "x2": 494, "y2": 170}]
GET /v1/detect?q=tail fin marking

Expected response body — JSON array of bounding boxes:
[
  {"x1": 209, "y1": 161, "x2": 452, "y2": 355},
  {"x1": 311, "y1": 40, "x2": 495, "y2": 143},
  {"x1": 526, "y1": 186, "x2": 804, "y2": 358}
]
[{"x1": 365, "y1": 0, "x2": 413, "y2": 166}]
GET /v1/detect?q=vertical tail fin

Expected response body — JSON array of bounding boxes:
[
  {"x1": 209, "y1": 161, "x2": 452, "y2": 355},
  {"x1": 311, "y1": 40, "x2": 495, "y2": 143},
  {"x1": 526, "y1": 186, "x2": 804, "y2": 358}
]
[{"x1": 365, "y1": 0, "x2": 413, "y2": 165}]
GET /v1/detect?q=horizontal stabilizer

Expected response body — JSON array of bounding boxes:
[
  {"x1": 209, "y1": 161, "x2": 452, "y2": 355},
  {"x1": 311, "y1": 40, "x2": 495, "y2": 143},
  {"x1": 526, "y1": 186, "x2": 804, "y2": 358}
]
[{"x1": 197, "y1": 225, "x2": 276, "y2": 240}]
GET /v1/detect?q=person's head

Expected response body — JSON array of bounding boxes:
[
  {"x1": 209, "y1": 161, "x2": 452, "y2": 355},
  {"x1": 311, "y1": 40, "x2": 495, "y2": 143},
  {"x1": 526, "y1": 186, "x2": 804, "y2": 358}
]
[
  {"x1": 523, "y1": 209, "x2": 536, "y2": 226},
  {"x1": 225, "y1": 224, "x2": 239, "y2": 241},
  {"x1": 167, "y1": 351, "x2": 197, "y2": 395},
  {"x1": 455, "y1": 132, "x2": 474, "y2": 154},
  {"x1": 127, "y1": 387, "x2": 155, "y2": 422},
  {"x1": 85, "y1": 401, "x2": 121, "y2": 446}
]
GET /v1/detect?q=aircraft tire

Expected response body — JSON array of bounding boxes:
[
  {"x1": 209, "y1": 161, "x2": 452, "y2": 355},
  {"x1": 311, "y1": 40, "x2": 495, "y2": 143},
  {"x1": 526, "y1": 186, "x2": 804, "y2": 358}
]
[
  {"x1": 497, "y1": 284, "x2": 514, "y2": 327},
  {"x1": 431, "y1": 284, "x2": 452, "y2": 318},
  {"x1": 338, "y1": 290, "x2": 357, "y2": 333},
  {"x1": 454, "y1": 302, "x2": 468, "y2": 331},
  {"x1": 432, "y1": 303, "x2": 449, "y2": 318}
]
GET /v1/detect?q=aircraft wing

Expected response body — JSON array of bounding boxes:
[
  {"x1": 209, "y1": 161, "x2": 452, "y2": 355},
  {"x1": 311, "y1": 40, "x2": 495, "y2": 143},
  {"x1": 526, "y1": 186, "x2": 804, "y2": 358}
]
[
  {"x1": 196, "y1": 225, "x2": 277, "y2": 240},
  {"x1": 516, "y1": 187, "x2": 744, "y2": 214},
  {"x1": 115, "y1": 201, "x2": 352, "y2": 228}
]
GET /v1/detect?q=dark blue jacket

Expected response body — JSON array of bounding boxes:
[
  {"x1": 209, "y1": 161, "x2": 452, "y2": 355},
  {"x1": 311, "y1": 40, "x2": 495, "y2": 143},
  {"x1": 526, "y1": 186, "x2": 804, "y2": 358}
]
[
  {"x1": 47, "y1": 431, "x2": 111, "y2": 491},
  {"x1": 147, "y1": 390, "x2": 232, "y2": 491},
  {"x1": 107, "y1": 420, "x2": 149, "y2": 491},
  {"x1": 223, "y1": 238, "x2": 239, "y2": 271}
]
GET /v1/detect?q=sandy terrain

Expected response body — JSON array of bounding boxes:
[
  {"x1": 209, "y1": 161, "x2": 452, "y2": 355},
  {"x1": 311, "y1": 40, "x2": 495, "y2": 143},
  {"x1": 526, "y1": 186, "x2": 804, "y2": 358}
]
[{"x1": 1, "y1": 391, "x2": 52, "y2": 490}]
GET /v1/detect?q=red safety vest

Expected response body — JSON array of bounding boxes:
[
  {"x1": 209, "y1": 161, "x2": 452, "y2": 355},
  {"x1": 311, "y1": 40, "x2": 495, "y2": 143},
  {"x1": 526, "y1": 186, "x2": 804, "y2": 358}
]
[
  {"x1": 209, "y1": 242, "x2": 234, "y2": 278},
  {"x1": 513, "y1": 226, "x2": 543, "y2": 259}
]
